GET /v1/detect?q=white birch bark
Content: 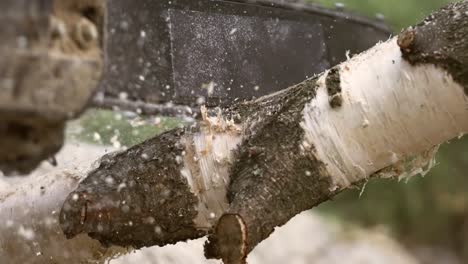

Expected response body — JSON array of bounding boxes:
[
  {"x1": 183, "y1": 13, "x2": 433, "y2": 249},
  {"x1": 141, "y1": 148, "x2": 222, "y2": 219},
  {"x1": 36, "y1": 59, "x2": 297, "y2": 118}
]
[{"x1": 302, "y1": 38, "x2": 468, "y2": 190}]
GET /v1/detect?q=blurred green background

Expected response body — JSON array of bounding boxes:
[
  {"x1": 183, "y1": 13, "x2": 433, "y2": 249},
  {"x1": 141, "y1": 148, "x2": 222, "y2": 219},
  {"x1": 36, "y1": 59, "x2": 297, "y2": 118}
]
[{"x1": 311, "y1": 0, "x2": 455, "y2": 30}]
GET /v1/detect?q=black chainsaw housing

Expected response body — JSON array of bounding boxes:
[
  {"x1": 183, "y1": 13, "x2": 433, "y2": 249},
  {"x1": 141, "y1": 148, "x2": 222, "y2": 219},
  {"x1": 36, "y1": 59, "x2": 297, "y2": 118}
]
[{"x1": 98, "y1": 0, "x2": 392, "y2": 115}]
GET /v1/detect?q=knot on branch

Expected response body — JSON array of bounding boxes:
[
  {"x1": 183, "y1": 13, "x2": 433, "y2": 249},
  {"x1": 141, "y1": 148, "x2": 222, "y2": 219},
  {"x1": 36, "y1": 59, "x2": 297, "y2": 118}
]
[{"x1": 398, "y1": 1, "x2": 468, "y2": 94}]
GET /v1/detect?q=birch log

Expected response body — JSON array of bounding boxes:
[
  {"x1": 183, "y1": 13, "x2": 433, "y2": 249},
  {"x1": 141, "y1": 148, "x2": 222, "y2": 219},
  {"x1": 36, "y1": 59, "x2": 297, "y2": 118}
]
[{"x1": 2, "y1": 1, "x2": 468, "y2": 264}]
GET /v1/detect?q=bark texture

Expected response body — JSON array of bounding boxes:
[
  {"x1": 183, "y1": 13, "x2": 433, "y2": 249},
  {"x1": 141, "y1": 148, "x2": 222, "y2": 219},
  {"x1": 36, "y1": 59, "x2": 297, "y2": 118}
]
[
  {"x1": 398, "y1": 1, "x2": 468, "y2": 93},
  {"x1": 205, "y1": 80, "x2": 334, "y2": 263},
  {"x1": 54, "y1": 2, "x2": 468, "y2": 263},
  {"x1": 60, "y1": 129, "x2": 206, "y2": 248}
]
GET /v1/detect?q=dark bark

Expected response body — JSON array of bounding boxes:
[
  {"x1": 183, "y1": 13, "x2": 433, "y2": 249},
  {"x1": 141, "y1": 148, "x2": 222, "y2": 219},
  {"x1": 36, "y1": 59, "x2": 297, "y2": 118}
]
[
  {"x1": 326, "y1": 67, "x2": 343, "y2": 108},
  {"x1": 205, "y1": 80, "x2": 334, "y2": 263},
  {"x1": 60, "y1": 129, "x2": 206, "y2": 248},
  {"x1": 398, "y1": 1, "x2": 468, "y2": 94}
]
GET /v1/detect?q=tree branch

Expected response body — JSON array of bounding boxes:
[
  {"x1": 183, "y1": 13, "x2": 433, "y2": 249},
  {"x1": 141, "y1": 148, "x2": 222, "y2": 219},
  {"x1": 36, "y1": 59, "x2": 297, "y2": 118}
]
[
  {"x1": 59, "y1": 1, "x2": 468, "y2": 263},
  {"x1": 2, "y1": 2, "x2": 468, "y2": 264}
]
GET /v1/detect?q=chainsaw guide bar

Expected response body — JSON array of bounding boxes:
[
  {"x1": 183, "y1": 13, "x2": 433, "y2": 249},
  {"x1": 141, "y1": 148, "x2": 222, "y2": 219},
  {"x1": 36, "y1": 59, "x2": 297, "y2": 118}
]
[{"x1": 97, "y1": 0, "x2": 392, "y2": 116}]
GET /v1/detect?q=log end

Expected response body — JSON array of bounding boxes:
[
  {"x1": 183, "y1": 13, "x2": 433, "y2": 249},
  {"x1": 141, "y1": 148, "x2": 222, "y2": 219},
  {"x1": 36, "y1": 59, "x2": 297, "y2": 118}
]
[{"x1": 205, "y1": 214, "x2": 248, "y2": 264}]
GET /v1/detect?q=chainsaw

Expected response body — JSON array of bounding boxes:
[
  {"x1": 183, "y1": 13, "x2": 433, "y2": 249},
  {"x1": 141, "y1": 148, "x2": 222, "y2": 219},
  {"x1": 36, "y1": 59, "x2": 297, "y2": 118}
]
[{"x1": 0, "y1": 0, "x2": 391, "y2": 174}]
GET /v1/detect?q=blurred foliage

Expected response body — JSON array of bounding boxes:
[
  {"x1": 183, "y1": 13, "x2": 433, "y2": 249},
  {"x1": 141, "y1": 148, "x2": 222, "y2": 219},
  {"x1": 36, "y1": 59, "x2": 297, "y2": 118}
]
[
  {"x1": 68, "y1": 109, "x2": 184, "y2": 147},
  {"x1": 309, "y1": 0, "x2": 456, "y2": 30}
]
